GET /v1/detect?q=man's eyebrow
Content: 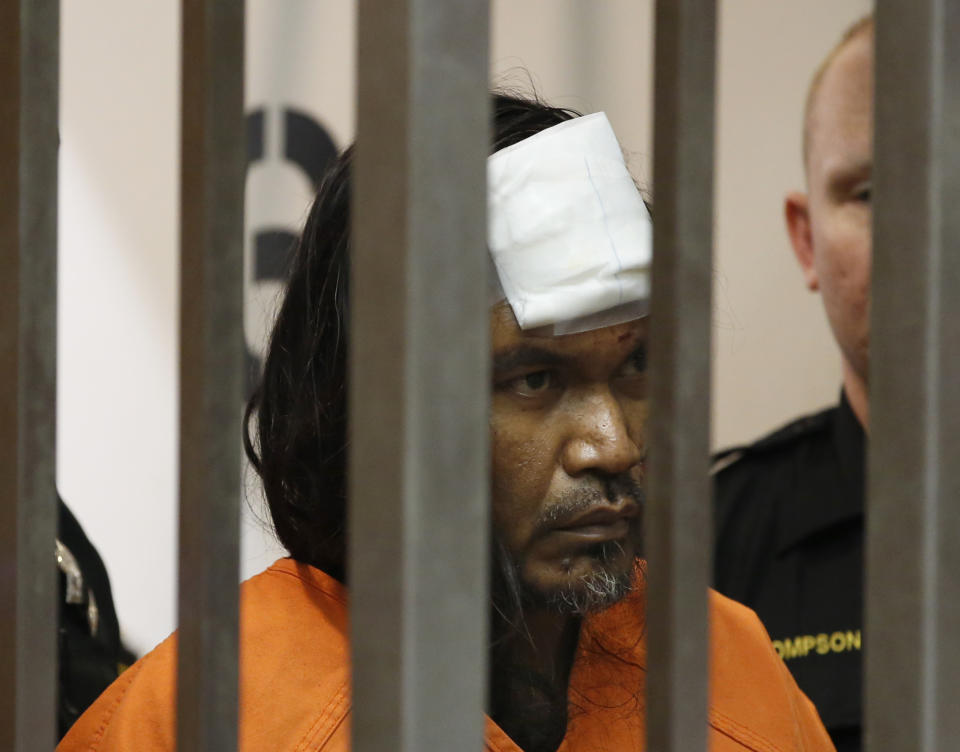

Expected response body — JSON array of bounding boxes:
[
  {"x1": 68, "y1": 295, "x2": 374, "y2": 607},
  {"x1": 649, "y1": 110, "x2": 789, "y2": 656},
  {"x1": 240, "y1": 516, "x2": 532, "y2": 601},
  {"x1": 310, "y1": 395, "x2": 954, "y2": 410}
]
[{"x1": 492, "y1": 345, "x2": 568, "y2": 373}]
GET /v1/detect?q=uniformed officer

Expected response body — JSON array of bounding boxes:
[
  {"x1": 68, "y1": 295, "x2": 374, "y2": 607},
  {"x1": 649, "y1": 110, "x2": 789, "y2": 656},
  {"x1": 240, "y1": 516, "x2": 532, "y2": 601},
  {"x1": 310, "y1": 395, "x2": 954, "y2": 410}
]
[{"x1": 713, "y1": 15, "x2": 873, "y2": 752}]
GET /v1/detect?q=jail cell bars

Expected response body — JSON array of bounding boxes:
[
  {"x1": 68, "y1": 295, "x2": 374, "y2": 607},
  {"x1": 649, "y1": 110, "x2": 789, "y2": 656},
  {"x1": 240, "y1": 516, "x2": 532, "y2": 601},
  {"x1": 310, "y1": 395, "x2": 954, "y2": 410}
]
[
  {"x1": 2, "y1": 1, "x2": 959, "y2": 751},
  {"x1": 176, "y1": 1, "x2": 246, "y2": 750},
  {"x1": 866, "y1": 1, "x2": 960, "y2": 750},
  {"x1": 349, "y1": 1, "x2": 491, "y2": 749},
  {"x1": 0, "y1": 2, "x2": 60, "y2": 751},
  {"x1": 646, "y1": 2, "x2": 718, "y2": 750}
]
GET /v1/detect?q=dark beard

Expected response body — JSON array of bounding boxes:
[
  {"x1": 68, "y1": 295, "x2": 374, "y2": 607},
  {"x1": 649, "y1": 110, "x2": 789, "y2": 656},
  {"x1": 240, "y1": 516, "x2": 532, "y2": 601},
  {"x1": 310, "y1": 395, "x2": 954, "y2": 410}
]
[
  {"x1": 493, "y1": 523, "x2": 640, "y2": 618},
  {"x1": 543, "y1": 535, "x2": 637, "y2": 613}
]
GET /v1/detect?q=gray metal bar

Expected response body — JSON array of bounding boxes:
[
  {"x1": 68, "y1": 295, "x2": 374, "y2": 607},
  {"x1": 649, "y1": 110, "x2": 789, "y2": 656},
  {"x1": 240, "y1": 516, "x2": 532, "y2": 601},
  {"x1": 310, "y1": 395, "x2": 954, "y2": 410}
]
[
  {"x1": 0, "y1": 1, "x2": 60, "y2": 750},
  {"x1": 647, "y1": 1, "x2": 717, "y2": 750},
  {"x1": 866, "y1": 1, "x2": 960, "y2": 749},
  {"x1": 177, "y1": 1, "x2": 245, "y2": 749},
  {"x1": 350, "y1": 0, "x2": 490, "y2": 749}
]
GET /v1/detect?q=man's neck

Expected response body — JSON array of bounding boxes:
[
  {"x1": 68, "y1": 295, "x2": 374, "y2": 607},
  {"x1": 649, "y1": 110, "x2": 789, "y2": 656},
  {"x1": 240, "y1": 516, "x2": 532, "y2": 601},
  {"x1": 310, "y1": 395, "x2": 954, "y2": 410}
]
[
  {"x1": 489, "y1": 608, "x2": 581, "y2": 752},
  {"x1": 842, "y1": 360, "x2": 869, "y2": 432},
  {"x1": 516, "y1": 608, "x2": 581, "y2": 683}
]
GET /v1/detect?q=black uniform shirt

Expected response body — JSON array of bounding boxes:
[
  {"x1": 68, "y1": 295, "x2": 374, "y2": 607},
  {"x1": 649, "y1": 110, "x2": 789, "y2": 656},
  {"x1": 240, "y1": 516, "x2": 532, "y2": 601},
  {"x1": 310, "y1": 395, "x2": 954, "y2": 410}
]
[
  {"x1": 58, "y1": 498, "x2": 136, "y2": 739},
  {"x1": 713, "y1": 391, "x2": 864, "y2": 752}
]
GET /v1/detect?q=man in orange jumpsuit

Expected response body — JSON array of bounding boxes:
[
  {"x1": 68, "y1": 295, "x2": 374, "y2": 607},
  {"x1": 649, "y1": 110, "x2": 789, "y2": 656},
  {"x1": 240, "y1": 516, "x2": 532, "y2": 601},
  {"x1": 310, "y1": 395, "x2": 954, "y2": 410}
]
[{"x1": 60, "y1": 94, "x2": 834, "y2": 752}]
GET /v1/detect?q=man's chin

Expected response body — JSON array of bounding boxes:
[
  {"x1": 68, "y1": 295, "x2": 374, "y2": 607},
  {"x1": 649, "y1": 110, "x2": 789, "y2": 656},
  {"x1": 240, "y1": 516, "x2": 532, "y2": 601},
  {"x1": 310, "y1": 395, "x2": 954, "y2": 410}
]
[
  {"x1": 493, "y1": 529, "x2": 642, "y2": 617},
  {"x1": 525, "y1": 551, "x2": 638, "y2": 615}
]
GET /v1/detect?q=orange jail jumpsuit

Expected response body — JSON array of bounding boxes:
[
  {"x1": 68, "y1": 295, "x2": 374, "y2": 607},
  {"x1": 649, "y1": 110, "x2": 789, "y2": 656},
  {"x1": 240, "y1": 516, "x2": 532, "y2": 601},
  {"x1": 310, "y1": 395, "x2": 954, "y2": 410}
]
[{"x1": 59, "y1": 558, "x2": 834, "y2": 751}]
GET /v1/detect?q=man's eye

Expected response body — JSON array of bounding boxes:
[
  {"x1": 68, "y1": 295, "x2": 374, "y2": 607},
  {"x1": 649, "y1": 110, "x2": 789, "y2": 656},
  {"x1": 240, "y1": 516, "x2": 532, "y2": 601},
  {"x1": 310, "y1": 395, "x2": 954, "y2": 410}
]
[
  {"x1": 505, "y1": 370, "x2": 557, "y2": 397},
  {"x1": 521, "y1": 371, "x2": 551, "y2": 391},
  {"x1": 853, "y1": 183, "x2": 872, "y2": 203},
  {"x1": 621, "y1": 346, "x2": 647, "y2": 376}
]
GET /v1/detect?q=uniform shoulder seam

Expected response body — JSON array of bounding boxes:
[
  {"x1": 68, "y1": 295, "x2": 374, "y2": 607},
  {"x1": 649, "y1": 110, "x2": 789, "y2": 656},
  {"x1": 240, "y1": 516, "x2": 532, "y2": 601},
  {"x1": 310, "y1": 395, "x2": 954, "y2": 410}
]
[
  {"x1": 711, "y1": 406, "x2": 836, "y2": 473},
  {"x1": 710, "y1": 449, "x2": 745, "y2": 476}
]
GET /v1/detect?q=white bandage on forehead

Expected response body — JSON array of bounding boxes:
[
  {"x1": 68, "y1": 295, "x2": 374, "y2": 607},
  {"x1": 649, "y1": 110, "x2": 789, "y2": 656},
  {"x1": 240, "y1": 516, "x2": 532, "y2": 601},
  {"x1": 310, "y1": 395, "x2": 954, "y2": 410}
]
[{"x1": 488, "y1": 112, "x2": 652, "y2": 333}]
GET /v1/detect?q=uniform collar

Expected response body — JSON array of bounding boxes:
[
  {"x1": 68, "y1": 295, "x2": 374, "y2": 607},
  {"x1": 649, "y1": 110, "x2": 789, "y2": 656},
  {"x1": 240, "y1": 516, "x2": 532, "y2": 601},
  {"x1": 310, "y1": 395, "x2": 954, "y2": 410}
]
[
  {"x1": 776, "y1": 389, "x2": 866, "y2": 553},
  {"x1": 833, "y1": 387, "x2": 866, "y2": 499}
]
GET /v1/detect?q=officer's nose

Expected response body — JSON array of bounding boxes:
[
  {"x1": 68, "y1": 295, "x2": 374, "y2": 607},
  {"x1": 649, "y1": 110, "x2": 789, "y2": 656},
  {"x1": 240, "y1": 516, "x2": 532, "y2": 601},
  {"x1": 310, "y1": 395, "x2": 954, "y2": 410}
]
[{"x1": 561, "y1": 388, "x2": 643, "y2": 478}]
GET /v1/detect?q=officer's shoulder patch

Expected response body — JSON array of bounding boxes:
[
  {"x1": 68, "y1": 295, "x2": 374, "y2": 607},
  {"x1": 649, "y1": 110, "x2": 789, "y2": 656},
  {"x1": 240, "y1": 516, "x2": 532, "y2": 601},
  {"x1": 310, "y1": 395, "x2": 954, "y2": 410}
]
[{"x1": 710, "y1": 405, "x2": 836, "y2": 475}]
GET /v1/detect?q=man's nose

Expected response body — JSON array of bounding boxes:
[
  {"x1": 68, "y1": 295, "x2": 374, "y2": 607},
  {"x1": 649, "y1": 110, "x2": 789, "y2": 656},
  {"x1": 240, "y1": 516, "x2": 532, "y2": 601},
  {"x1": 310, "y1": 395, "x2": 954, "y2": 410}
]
[{"x1": 561, "y1": 389, "x2": 643, "y2": 477}]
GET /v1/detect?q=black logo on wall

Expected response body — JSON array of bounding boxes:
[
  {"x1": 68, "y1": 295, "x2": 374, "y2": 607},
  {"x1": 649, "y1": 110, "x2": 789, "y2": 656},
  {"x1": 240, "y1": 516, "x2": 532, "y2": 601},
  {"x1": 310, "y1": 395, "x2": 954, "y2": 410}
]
[{"x1": 245, "y1": 107, "x2": 338, "y2": 396}]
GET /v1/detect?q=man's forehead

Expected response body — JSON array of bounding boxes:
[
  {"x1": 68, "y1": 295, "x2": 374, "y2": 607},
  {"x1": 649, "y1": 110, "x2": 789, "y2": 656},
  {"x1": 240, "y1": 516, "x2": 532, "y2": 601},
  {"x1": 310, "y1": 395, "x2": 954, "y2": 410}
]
[
  {"x1": 490, "y1": 302, "x2": 645, "y2": 355},
  {"x1": 808, "y1": 34, "x2": 874, "y2": 176}
]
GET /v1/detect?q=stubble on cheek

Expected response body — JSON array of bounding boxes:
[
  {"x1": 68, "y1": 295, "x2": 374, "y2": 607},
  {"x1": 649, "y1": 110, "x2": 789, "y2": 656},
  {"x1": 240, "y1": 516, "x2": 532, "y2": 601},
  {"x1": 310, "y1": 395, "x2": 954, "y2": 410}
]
[{"x1": 489, "y1": 422, "x2": 554, "y2": 557}]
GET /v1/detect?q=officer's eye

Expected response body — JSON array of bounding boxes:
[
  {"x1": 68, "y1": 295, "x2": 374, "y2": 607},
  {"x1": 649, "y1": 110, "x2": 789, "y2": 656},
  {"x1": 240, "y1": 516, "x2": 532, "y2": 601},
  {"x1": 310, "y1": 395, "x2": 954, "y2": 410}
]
[{"x1": 853, "y1": 182, "x2": 871, "y2": 203}]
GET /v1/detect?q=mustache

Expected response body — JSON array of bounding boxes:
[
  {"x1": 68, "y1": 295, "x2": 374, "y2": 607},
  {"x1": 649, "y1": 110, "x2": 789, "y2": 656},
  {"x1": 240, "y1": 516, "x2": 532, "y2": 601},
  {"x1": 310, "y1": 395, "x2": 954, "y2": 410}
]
[{"x1": 534, "y1": 473, "x2": 645, "y2": 533}]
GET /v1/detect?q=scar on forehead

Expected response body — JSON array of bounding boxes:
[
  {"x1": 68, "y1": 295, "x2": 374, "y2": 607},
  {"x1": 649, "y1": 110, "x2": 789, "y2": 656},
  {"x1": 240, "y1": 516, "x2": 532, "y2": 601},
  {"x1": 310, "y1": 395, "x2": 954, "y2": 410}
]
[{"x1": 617, "y1": 332, "x2": 631, "y2": 342}]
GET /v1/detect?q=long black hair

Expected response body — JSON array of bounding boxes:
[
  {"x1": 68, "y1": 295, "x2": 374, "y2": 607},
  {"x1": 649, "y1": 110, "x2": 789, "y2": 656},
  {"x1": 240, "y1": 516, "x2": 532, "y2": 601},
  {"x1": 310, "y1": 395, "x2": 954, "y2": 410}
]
[{"x1": 243, "y1": 93, "x2": 580, "y2": 584}]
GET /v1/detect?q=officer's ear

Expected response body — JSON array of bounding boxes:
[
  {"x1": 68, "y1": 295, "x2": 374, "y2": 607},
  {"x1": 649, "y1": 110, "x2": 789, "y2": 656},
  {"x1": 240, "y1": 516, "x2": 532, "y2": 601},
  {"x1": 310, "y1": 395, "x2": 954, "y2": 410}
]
[{"x1": 784, "y1": 192, "x2": 819, "y2": 292}]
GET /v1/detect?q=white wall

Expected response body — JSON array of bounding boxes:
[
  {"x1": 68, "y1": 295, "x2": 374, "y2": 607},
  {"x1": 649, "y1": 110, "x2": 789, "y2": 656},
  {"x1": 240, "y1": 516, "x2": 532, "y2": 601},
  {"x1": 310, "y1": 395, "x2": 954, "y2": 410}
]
[
  {"x1": 713, "y1": 0, "x2": 871, "y2": 446},
  {"x1": 59, "y1": 0, "x2": 180, "y2": 656},
  {"x1": 60, "y1": 1, "x2": 869, "y2": 655}
]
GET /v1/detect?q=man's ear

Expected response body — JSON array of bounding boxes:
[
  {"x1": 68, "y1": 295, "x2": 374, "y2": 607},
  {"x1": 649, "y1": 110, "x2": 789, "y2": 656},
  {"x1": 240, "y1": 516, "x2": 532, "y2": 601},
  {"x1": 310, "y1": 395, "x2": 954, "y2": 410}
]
[{"x1": 784, "y1": 192, "x2": 819, "y2": 291}]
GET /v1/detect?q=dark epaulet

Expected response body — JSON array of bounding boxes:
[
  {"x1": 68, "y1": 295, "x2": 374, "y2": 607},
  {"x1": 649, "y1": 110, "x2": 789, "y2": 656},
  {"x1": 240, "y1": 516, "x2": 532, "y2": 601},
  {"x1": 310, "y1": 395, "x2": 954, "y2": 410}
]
[{"x1": 710, "y1": 405, "x2": 836, "y2": 475}]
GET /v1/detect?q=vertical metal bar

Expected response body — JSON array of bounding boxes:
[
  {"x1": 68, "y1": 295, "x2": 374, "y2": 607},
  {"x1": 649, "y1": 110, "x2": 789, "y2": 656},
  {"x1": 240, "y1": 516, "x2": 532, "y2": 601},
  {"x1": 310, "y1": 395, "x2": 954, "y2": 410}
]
[
  {"x1": 0, "y1": 1, "x2": 59, "y2": 750},
  {"x1": 350, "y1": 0, "x2": 490, "y2": 749},
  {"x1": 647, "y1": 1, "x2": 717, "y2": 750},
  {"x1": 866, "y1": 1, "x2": 960, "y2": 749},
  {"x1": 178, "y1": 1, "x2": 245, "y2": 749}
]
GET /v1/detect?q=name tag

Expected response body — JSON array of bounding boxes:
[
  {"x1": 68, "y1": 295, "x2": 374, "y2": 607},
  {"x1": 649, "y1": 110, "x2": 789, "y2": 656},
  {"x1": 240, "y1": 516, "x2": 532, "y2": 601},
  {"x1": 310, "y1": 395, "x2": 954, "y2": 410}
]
[{"x1": 772, "y1": 630, "x2": 862, "y2": 660}]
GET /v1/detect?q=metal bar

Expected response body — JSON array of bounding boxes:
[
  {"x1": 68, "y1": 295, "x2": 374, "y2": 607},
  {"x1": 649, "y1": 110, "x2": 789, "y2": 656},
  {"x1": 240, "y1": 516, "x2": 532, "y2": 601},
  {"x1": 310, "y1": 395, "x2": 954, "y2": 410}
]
[
  {"x1": 350, "y1": 0, "x2": 490, "y2": 749},
  {"x1": 866, "y1": 1, "x2": 960, "y2": 749},
  {"x1": 647, "y1": 1, "x2": 717, "y2": 750},
  {"x1": 177, "y1": 1, "x2": 245, "y2": 749},
  {"x1": 0, "y1": 1, "x2": 60, "y2": 749}
]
